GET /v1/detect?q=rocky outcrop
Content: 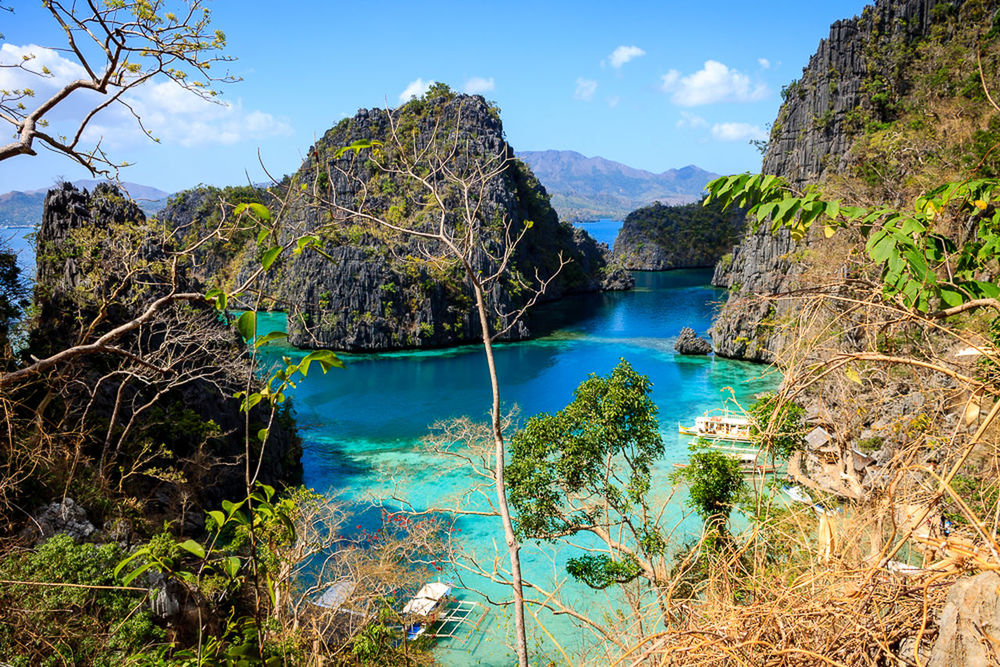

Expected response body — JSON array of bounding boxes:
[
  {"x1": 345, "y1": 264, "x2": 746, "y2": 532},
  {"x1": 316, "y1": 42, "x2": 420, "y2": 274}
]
[
  {"x1": 613, "y1": 200, "x2": 744, "y2": 271},
  {"x1": 928, "y1": 571, "x2": 1000, "y2": 666},
  {"x1": 160, "y1": 93, "x2": 632, "y2": 352},
  {"x1": 25, "y1": 498, "x2": 96, "y2": 543},
  {"x1": 30, "y1": 183, "x2": 302, "y2": 518},
  {"x1": 674, "y1": 327, "x2": 712, "y2": 355},
  {"x1": 711, "y1": 0, "x2": 970, "y2": 362}
]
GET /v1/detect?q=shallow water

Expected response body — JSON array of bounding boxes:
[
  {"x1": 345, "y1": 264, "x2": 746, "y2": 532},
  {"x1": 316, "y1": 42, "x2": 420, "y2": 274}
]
[{"x1": 257, "y1": 269, "x2": 779, "y2": 664}]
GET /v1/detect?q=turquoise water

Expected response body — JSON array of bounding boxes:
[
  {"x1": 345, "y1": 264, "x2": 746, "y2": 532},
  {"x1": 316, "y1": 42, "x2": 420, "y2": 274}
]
[
  {"x1": 6, "y1": 227, "x2": 774, "y2": 662},
  {"x1": 257, "y1": 269, "x2": 778, "y2": 664}
]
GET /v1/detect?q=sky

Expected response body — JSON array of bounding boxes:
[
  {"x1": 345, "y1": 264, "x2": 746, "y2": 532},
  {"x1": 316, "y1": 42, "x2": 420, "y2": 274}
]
[{"x1": 0, "y1": 0, "x2": 870, "y2": 194}]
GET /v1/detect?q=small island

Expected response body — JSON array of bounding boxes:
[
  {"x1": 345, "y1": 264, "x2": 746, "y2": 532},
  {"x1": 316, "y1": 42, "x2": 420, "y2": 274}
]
[{"x1": 612, "y1": 198, "x2": 744, "y2": 271}]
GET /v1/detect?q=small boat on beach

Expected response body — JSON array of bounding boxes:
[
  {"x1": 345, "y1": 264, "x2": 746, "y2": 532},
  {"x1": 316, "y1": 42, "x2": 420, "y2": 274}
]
[{"x1": 678, "y1": 410, "x2": 753, "y2": 442}]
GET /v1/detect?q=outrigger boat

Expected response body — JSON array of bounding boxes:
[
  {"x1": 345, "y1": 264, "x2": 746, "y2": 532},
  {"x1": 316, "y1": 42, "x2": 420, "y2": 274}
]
[
  {"x1": 402, "y1": 582, "x2": 489, "y2": 644},
  {"x1": 678, "y1": 409, "x2": 752, "y2": 442}
]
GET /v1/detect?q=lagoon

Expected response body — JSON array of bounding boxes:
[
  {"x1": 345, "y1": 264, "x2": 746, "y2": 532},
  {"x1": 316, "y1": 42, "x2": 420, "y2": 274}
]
[{"x1": 259, "y1": 268, "x2": 778, "y2": 664}]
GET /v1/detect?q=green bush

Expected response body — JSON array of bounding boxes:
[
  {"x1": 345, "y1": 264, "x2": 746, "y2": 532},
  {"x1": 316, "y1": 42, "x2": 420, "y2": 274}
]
[
  {"x1": 672, "y1": 449, "x2": 746, "y2": 529},
  {"x1": 748, "y1": 392, "x2": 806, "y2": 459},
  {"x1": 0, "y1": 534, "x2": 163, "y2": 666}
]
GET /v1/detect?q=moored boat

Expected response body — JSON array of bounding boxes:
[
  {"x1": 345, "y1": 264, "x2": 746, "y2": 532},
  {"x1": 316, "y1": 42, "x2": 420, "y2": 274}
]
[{"x1": 678, "y1": 409, "x2": 752, "y2": 442}]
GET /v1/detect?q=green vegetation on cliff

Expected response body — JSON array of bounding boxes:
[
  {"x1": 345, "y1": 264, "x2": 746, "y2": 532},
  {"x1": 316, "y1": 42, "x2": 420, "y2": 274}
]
[{"x1": 613, "y1": 198, "x2": 745, "y2": 270}]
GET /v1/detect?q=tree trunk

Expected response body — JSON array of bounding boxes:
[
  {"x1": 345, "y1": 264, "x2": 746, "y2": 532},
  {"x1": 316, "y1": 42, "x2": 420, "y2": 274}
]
[{"x1": 473, "y1": 283, "x2": 529, "y2": 667}]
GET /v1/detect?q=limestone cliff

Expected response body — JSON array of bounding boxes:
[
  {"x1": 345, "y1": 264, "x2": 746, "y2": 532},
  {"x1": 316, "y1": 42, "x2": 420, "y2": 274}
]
[
  {"x1": 30, "y1": 183, "x2": 301, "y2": 516},
  {"x1": 161, "y1": 91, "x2": 632, "y2": 351},
  {"x1": 612, "y1": 199, "x2": 744, "y2": 271},
  {"x1": 712, "y1": 0, "x2": 981, "y2": 361}
]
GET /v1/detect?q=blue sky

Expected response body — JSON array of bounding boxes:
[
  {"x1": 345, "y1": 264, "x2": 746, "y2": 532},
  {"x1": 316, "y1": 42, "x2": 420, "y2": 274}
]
[{"x1": 1, "y1": 0, "x2": 869, "y2": 194}]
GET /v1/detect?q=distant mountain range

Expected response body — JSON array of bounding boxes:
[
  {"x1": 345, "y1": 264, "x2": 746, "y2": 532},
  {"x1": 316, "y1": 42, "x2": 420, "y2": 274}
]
[
  {"x1": 0, "y1": 180, "x2": 171, "y2": 227},
  {"x1": 517, "y1": 150, "x2": 718, "y2": 222},
  {"x1": 0, "y1": 152, "x2": 715, "y2": 228}
]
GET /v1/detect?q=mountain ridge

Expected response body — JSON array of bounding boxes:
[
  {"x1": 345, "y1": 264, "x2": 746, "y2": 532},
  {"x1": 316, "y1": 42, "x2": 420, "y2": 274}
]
[
  {"x1": 0, "y1": 180, "x2": 170, "y2": 226},
  {"x1": 517, "y1": 149, "x2": 718, "y2": 221}
]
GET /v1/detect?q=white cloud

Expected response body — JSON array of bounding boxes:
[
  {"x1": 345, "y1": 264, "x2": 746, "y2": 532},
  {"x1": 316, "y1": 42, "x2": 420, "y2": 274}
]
[
  {"x1": 574, "y1": 77, "x2": 597, "y2": 101},
  {"x1": 1, "y1": 43, "x2": 292, "y2": 150},
  {"x1": 463, "y1": 76, "x2": 495, "y2": 95},
  {"x1": 607, "y1": 96, "x2": 621, "y2": 108},
  {"x1": 398, "y1": 78, "x2": 431, "y2": 103},
  {"x1": 659, "y1": 60, "x2": 768, "y2": 106},
  {"x1": 0, "y1": 43, "x2": 89, "y2": 90},
  {"x1": 609, "y1": 45, "x2": 646, "y2": 68},
  {"x1": 676, "y1": 111, "x2": 708, "y2": 129},
  {"x1": 711, "y1": 122, "x2": 767, "y2": 142},
  {"x1": 758, "y1": 57, "x2": 771, "y2": 69},
  {"x1": 83, "y1": 83, "x2": 293, "y2": 148}
]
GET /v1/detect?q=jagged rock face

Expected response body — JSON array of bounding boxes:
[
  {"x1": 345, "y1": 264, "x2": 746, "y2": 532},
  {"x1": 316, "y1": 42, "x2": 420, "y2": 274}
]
[
  {"x1": 711, "y1": 226, "x2": 801, "y2": 362},
  {"x1": 25, "y1": 498, "x2": 96, "y2": 543},
  {"x1": 674, "y1": 327, "x2": 712, "y2": 355},
  {"x1": 711, "y1": 0, "x2": 968, "y2": 362},
  {"x1": 928, "y1": 571, "x2": 1000, "y2": 666},
  {"x1": 31, "y1": 183, "x2": 302, "y2": 514},
  {"x1": 181, "y1": 93, "x2": 632, "y2": 351},
  {"x1": 613, "y1": 200, "x2": 744, "y2": 271},
  {"x1": 33, "y1": 183, "x2": 158, "y2": 356},
  {"x1": 763, "y1": 0, "x2": 962, "y2": 185}
]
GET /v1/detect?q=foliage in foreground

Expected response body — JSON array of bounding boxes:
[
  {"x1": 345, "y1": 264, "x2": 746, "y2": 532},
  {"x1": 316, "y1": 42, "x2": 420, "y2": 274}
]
[{"x1": 0, "y1": 534, "x2": 162, "y2": 666}]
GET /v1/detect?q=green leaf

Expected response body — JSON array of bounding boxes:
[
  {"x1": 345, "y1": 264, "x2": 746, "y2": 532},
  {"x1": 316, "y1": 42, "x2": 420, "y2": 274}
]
[
  {"x1": 295, "y1": 235, "x2": 320, "y2": 255},
  {"x1": 903, "y1": 249, "x2": 928, "y2": 280},
  {"x1": 235, "y1": 202, "x2": 271, "y2": 222},
  {"x1": 774, "y1": 197, "x2": 801, "y2": 224},
  {"x1": 236, "y1": 311, "x2": 256, "y2": 342},
  {"x1": 243, "y1": 392, "x2": 263, "y2": 411},
  {"x1": 205, "y1": 288, "x2": 227, "y2": 311},
  {"x1": 333, "y1": 139, "x2": 383, "y2": 158},
  {"x1": 114, "y1": 550, "x2": 147, "y2": 580},
  {"x1": 825, "y1": 200, "x2": 841, "y2": 220},
  {"x1": 261, "y1": 245, "x2": 282, "y2": 270},
  {"x1": 973, "y1": 281, "x2": 1000, "y2": 299},
  {"x1": 257, "y1": 427, "x2": 269, "y2": 443},
  {"x1": 222, "y1": 556, "x2": 241, "y2": 578},
  {"x1": 867, "y1": 231, "x2": 894, "y2": 263},
  {"x1": 178, "y1": 539, "x2": 206, "y2": 559},
  {"x1": 524, "y1": 220, "x2": 534, "y2": 229},
  {"x1": 222, "y1": 499, "x2": 243, "y2": 518},
  {"x1": 299, "y1": 350, "x2": 345, "y2": 377},
  {"x1": 207, "y1": 510, "x2": 226, "y2": 529},
  {"x1": 254, "y1": 331, "x2": 288, "y2": 348},
  {"x1": 121, "y1": 561, "x2": 157, "y2": 586}
]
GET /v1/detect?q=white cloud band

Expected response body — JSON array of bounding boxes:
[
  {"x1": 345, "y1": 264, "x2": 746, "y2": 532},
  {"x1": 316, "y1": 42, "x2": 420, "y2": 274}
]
[{"x1": 660, "y1": 60, "x2": 767, "y2": 106}]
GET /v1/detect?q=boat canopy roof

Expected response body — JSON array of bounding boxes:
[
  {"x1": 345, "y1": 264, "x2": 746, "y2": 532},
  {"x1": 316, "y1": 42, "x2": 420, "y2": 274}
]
[
  {"x1": 403, "y1": 581, "x2": 452, "y2": 616},
  {"x1": 695, "y1": 415, "x2": 750, "y2": 427},
  {"x1": 315, "y1": 580, "x2": 356, "y2": 611}
]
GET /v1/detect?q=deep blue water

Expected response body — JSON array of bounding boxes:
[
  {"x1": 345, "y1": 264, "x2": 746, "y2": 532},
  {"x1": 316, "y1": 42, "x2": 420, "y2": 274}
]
[
  {"x1": 2, "y1": 228, "x2": 35, "y2": 278},
  {"x1": 574, "y1": 219, "x2": 623, "y2": 248}
]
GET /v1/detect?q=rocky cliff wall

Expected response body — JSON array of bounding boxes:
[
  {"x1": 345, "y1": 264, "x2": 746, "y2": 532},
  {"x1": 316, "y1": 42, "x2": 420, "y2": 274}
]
[
  {"x1": 31, "y1": 183, "x2": 302, "y2": 516},
  {"x1": 711, "y1": 0, "x2": 969, "y2": 361},
  {"x1": 161, "y1": 92, "x2": 632, "y2": 351}
]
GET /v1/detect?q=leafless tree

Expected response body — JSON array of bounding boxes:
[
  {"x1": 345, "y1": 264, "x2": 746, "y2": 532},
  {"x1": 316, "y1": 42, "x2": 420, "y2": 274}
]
[
  {"x1": 288, "y1": 95, "x2": 573, "y2": 666},
  {"x1": 0, "y1": 0, "x2": 235, "y2": 174}
]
